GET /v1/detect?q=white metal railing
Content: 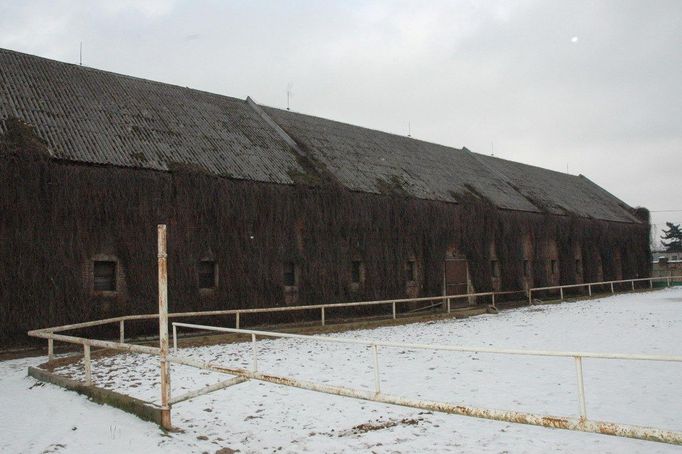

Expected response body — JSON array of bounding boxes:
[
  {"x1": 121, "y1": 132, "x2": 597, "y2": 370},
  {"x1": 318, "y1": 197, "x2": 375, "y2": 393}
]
[
  {"x1": 528, "y1": 275, "x2": 681, "y2": 304},
  {"x1": 168, "y1": 322, "x2": 682, "y2": 445},
  {"x1": 29, "y1": 275, "x2": 682, "y2": 358}
]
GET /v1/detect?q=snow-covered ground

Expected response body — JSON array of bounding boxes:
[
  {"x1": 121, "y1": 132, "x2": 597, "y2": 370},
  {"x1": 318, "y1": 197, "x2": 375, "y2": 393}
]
[{"x1": 1, "y1": 288, "x2": 681, "y2": 453}]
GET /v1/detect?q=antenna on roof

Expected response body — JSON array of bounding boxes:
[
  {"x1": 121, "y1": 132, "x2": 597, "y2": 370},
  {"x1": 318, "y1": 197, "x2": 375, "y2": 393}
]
[
  {"x1": 286, "y1": 83, "x2": 293, "y2": 111},
  {"x1": 79, "y1": 42, "x2": 83, "y2": 66},
  {"x1": 491, "y1": 141, "x2": 494, "y2": 157},
  {"x1": 408, "y1": 121, "x2": 412, "y2": 138}
]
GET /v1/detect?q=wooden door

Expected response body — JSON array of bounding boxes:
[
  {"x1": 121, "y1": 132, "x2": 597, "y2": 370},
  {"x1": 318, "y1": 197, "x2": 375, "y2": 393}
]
[{"x1": 444, "y1": 259, "x2": 469, "y2": 295}]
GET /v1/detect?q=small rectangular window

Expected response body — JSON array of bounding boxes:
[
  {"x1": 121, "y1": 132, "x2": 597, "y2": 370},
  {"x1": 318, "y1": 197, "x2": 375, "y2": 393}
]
[
  {"x1": 352, "y1": 261, "x2": 363, "y2": 284},
  {"x1": 94, "y1": 261, "x2": 116, "y2": 291},
  {"x1": 490, "y1": 260, "x2": 500, "y2": 278},
  {"x1": 576, "y1": 259, "x2": 582, "y2": 275},
  {"x1": 405, "y1": 260, "x2": 416, "y2": 282},
  {"x1": 673, "y1": 255, "x2": 678, "y2": 261},
  {"x1": 283, "y1": 262, "x2": 297, "y2": 287},
  {"x1": 198, "y1": 260, "x2": 217, "y2": 289},
  {"x1": 551, "y1": 260, "x2": 558, "y2": 275},
  {"x1": 523, "y1": 260, "x2": 531, "y2": 277}
]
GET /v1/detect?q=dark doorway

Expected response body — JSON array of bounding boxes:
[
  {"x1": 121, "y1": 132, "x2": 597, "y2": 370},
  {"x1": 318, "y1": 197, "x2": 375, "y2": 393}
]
[{"x1": 444, "y1": 258, "x2": 469, "y2": 295}]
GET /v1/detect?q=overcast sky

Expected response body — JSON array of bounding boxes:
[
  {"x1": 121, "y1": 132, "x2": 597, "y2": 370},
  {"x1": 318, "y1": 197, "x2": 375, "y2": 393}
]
[{"x1": 1, "y1": 0, "x2": 680, "y2": 245}]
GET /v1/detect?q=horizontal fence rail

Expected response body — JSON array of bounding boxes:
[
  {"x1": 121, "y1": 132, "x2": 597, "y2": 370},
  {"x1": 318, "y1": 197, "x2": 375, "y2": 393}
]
[
  {"x1": 28, "y1": 275, "x2": 682, "y2": 340},
  {"x1": 168, "y1": 322, "x2": 682, "y2": 446}
]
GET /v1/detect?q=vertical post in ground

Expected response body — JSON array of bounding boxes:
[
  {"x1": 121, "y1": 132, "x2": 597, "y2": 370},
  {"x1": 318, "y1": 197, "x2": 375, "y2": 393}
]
[
  {"x1": 528, "y1": 289, "x2": 533, "y2": 305},
  {"x1": 119, "y1": 320, "x2": 125, "y2": 343},
  {"x1": 48, "y1": 338, "x2": 54, "y2": 361},
  {"x1": 560, "y1": 288, "x2": 564, "y2": 300},
  {"x1": 172, "y1": 324, "x2": 178, "y2": 353},
  {"x1": 631, "y1": 281, "x2": 635, "y2": 291},
  {"x1": 649, "y1": 279, "x2": 653, "y2": 289},
  {"x1": 447, "y1": 298, "x2": 451, "y2": 314},
  {"x1": 610, "y1": 282, "x2": 614, "y2": 294},
  {"x1": 251, "y1": 333, "x2": 258, "y2": 372},
  {"x1": 392, "y1": 301, "x2": 396, "y2": 319},
  {"x1": 83, "y1": 344, "x2": 92, "y2": 386},
  {"x1": 321, "y1": 307, "x2": 325, "y2": 326},
  {"x1": 588, "y1": 284, "x2": 592, "y2": 297},
  {"x1": 372, "y1": 344, "x2": 380, "y2": 395},
  {"x1": 236, "y1": 312, "x2": 240, "y2": 329},
  {"x1": 575, "y1": 356, "x2": 587, "y2": 423},
  {"x1": 491, "y1": 293, "x2": 496, "y2": 308},
  {"x1": 158, "y1": 224, "x2": 171, "y2": 430}
]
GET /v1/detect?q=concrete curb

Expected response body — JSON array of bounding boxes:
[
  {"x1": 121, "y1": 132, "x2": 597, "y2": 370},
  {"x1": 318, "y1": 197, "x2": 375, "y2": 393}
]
[{"x1": 28, "y1": 366, "x2": 162, "y2": 425}]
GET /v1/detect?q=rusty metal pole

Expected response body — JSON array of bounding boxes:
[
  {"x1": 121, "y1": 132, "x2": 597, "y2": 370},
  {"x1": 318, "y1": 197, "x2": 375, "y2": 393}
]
[
  {"x1": 158, "y1": 224, "x2": 171, "y2": 430},
  {"x1": 575, "y1": 356, "x2": 587, "y2": 423},
  {"x1": 83, "y1": 344, "x2": 92, "y2": 386}
]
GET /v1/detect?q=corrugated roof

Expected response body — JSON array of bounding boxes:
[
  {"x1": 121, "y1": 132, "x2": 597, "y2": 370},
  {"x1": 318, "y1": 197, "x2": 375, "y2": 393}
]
[
  {"x1": 0, "y1": 47, "x2": 640, "y2": 223},
  {"x1": 0, "y1": 48, "x2": 302, "y2": 184}
]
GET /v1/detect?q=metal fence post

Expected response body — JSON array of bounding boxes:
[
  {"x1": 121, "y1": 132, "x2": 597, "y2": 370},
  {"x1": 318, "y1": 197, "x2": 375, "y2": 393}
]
[
  {"x1": 251, "y1": 333, "x2": 258, "y2": 372},
  {"x1": 173, "y1": 324, "x2": 178, "y2": 353},
  {"x1": 84, "y1": 344, "x2": 92, "y2": 386},
  {"x1": 48, "y1": 338, "x2": 54, "y2": 361},
  {"x1": 372, "y1": 344, "x2": 380, "y2": 395},
  {"x1": 631, "y1": 281, "x2": 635, "y2": 291},
  {"x1": 447, "y1": 298, "x2": 451, "y2": 314},
  {"x1": 560, "y1": 287, "x2": 564, "y2": 300},
  {"x1": 588, "y1": 284, "x2": 592, "y2": 297},
  {"x1": 610, "y1": 282, "x2": 614, "y2": 294},
  {"x1": 649, "y1": 279, "x2": 653, "y2": 289},
  {"x1": 528, "y1": 289, "x2": 533, "y2": 305},
  {"x1": 392, "y1": 301, "x2": 396, "y2": 319},
  {"x1": 575, "y1": 356, "x2": 587, "y2": 422},
  {"x1": 158, "y1": 224, "x2": 172, "y2": 430},
  {"x1": 119, "y1": 320, "x2": 125, "y2": 343},
  {"x1": 236, "y1": 312, "x2": 240, "y2": 329},
  {"x1": 491, "y1": 293, "x2": 496, "y2": 308}
]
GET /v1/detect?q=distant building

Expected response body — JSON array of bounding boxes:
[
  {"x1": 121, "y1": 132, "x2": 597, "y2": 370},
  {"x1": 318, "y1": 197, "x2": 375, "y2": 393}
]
[
  {"x1": 652, "y1": 251, "x2": 682, "y2": 281},
  {"x1": 652, "y1": 250, "x2": 682, "y2": 263},
  {"x1": 0, "y1": 48, "x2": 651, "y2": 346}
]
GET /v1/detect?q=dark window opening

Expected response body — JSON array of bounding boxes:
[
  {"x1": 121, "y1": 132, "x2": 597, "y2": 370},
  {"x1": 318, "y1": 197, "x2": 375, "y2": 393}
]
[
  {"x1": 283, "y1": 262, "x2": 297, "y2": 287},
  {"x1": 523, "y1": 260, "x2": 531, "y2": 278},
  {"x1": 352, "y1": 261, "x2": 363, "y2": 284},
  {"x1": 405, "y1": 260, "x2": 416, "y2": 282},
  {"x1": 490, "y1": 260, "x2": 500, "y2": 278},
  {"x1": 94, "y1": 261, "x2": 116, "y2": 292},
  {"x1": 198, "y1": 260, "x2": 217, "y2": 289},
  {"x1": 551, "y1": 260, "x2": 558, "y2": 275},
  {"x1": 576, "y1": 259, "x2": 582, "y2": 275}
]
